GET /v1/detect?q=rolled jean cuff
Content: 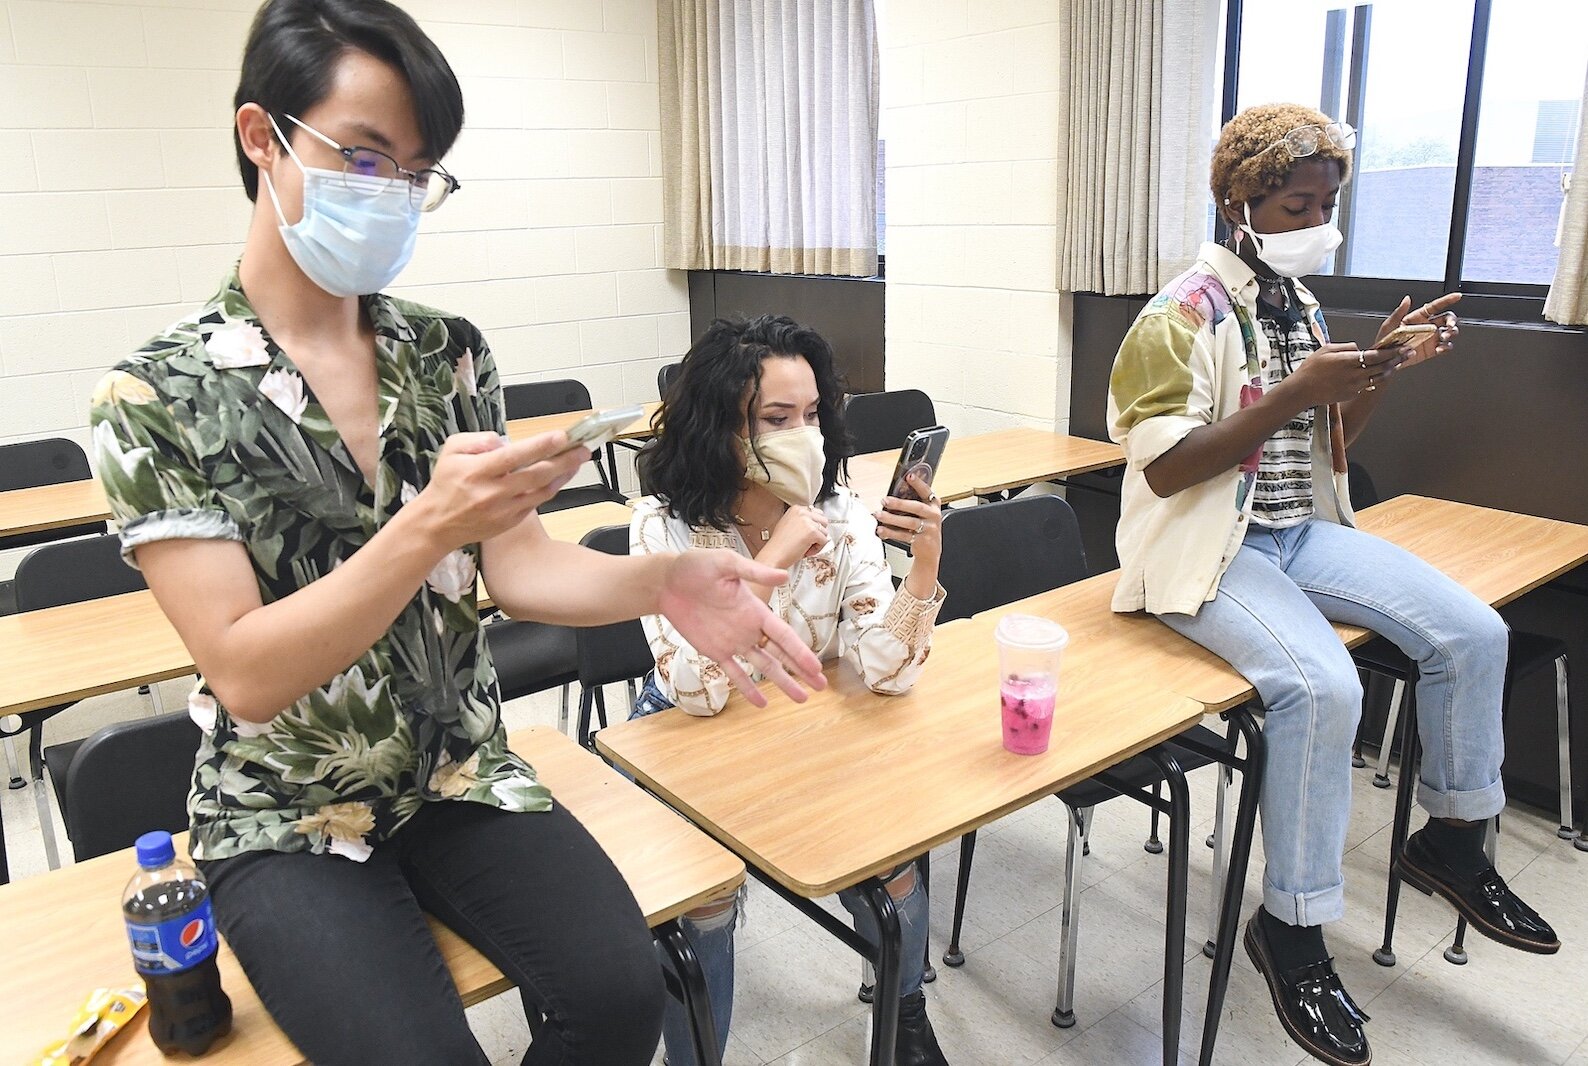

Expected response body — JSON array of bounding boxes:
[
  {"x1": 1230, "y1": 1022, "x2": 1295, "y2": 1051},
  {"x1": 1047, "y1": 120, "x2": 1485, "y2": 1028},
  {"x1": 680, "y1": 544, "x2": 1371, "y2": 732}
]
[
  {"x1": 1417, "y1": 777, "x2": 1506, "y2": 821},
  {"x1": 1262, "y1": 874, "x2": 1346, "y2": 928}
]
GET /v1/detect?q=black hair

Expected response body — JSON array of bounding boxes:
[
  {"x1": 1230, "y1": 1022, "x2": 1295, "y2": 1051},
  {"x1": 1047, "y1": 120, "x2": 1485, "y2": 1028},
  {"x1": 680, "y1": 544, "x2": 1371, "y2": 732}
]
[
  {"x1": 232, "y1": 0, "x2": 464, "y2": 201},
  {"x1": 641, "y1": 315, "x2": 852, "y2": 532}
]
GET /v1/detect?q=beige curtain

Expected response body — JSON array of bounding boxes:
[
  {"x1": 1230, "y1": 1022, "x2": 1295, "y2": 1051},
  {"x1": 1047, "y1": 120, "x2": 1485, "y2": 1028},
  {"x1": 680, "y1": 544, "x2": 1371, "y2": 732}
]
[
  {"x1": 658, "y1": 0, "x2": 879, "y2": 277},
  {"x1": 1055, "y1": 0, "x2": 1221, "y2": 295},
  {"x1": 1544, "y1": 68, "x2": 1588, "y2": 325}
]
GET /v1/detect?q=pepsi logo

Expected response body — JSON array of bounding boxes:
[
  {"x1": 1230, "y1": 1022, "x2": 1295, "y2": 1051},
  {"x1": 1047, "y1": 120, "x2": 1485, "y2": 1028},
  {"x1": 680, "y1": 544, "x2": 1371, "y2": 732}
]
[{"x1": 179, "y1": 918, "x2": 206, "y2": 948}]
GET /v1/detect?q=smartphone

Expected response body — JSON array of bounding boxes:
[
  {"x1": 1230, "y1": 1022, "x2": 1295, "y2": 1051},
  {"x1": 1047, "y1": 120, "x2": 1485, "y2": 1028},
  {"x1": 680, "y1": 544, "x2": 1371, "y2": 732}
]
[
  {"x1": 558, "y1": 404, "x2": 645, "y2": 455},
  {"x1": 1372, "y1": 323, "x2": 1437, "y2": 350},
  {"x1": 885, "y1": 426, "x2": 950, "y2": 503}
]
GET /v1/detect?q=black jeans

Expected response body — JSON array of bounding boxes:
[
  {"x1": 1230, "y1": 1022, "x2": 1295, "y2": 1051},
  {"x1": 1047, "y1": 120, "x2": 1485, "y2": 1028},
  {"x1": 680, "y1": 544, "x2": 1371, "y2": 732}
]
[{"x1": 199, "y1": 800, "x2": 664, "y2": 1066}]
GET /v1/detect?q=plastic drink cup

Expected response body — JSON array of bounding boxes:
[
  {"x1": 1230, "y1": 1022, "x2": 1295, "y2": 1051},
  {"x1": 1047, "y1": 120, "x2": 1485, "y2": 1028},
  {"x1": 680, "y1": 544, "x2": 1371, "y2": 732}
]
[{"x1": 995, "y1": 614, "x2": 1069, "y2": 755}]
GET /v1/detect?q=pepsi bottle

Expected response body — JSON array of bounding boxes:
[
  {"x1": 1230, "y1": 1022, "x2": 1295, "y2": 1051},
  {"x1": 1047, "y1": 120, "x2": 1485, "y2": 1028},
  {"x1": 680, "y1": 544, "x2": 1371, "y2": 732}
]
[{"x1": 122, "y1": 831, "x2": 233, "y2": 1056}]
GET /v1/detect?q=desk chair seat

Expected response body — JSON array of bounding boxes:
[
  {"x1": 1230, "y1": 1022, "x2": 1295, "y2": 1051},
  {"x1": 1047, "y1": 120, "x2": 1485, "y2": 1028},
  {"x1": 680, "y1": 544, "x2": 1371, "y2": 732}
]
[
  {"x1": 42, "y1": 711, "x2": 199, "y2": 863},
  {"x1": 574, "y1": 525, "x2": 654, "y2": 750},
  {"x1": 7, "y1": 535, "x2": 149, "y2": 870},
  {"x1": 486, "y1": 618, "x2": 579, "y2": 735},
  {"x1": 928, "y1": 494, "x2": 1214, "y2": 1044},
  {"x1": 0, "y1": 438, "x2": 108, "y2": 555},
  {"x1": 1352, "y1": 610, "x2": 1574, "y2": 842},
  {"x1": 504, "y1": 379, "x2": 627, "y2": 501}
]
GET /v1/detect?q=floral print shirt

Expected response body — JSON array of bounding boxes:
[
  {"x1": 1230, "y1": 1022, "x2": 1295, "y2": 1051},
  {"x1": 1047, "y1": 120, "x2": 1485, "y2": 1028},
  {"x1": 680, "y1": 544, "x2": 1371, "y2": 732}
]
[
  {"x1": 89, "y1": 271, "x2": 550, "y2": 863},
  {"x1": 630, "y1": 489, "x2": 945, "y2": 716}
]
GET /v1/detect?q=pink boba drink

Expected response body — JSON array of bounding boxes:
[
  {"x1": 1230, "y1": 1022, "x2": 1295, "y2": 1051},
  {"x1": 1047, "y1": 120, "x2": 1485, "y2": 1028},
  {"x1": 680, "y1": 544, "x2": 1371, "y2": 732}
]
[
  {"x1": 994, "y1": 614, "x2": 1069, "y2": 756},
  {"x1": 1001, "y1": 674, "x2": 1058, "y2": 754}
]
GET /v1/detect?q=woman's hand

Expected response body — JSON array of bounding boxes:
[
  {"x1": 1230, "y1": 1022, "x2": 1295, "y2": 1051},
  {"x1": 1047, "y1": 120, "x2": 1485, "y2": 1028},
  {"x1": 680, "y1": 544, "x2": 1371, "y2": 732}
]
[
  {"x1": 875, "y1": 473, "x2": 943, "y2": 571},
  {"x1": 412, "y1": 432, "x2": 588, "y2": 552},
  {"x1": 760, "y1": 505, "x2": 829, "y2": 568},
  {"x1": 1283, "y1": 342, "x2": 1406, "y2": 408},
  {"x1": 1380, "y1": 292, "x2": 1462, "y2": 373},
  {"x1": 658, "y1": 550, "x2": 826, "y2": 706}
]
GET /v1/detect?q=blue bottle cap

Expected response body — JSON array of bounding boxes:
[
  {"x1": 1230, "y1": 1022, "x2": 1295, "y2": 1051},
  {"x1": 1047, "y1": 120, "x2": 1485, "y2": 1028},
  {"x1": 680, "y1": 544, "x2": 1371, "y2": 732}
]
[{"x1": 134, "y1": 831, "x2": 176, "y2": 869}]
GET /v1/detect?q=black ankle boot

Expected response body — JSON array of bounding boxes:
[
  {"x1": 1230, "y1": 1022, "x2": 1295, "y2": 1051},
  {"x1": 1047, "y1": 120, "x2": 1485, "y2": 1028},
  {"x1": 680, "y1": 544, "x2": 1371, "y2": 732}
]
[{"x1": 896, "y1": 990, "x2": 949, "y2": 1066}]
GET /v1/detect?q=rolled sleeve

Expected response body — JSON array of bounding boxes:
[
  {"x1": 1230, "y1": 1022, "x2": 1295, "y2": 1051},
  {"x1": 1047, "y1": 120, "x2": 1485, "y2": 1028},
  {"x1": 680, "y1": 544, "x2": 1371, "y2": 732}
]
[{"x1": 90, "y1": 368, "x2": 240, "y2": 568}]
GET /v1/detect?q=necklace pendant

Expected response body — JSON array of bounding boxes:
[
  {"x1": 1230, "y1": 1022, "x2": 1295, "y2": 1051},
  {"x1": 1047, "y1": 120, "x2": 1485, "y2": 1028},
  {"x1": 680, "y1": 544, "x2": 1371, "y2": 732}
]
[{"x1": 759, "y1": 530, "x2": 771, "y2": 543}]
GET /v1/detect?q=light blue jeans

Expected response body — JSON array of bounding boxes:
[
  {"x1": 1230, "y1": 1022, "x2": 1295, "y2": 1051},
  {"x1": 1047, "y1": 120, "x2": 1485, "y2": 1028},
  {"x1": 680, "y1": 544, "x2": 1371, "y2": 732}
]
[
  {"x1": 1159, "y1": 519, "x2": 1508, "y2": 927},
  {"x1": 631, "y1": 676, "x2": 932, "y2": 1066}
]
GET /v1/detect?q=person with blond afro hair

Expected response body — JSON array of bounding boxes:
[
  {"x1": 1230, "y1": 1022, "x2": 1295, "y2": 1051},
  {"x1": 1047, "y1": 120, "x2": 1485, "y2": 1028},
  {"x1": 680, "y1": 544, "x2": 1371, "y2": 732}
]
[{"x1": 1106, "y1": 102, "x2": 1559, "y2": 1066}]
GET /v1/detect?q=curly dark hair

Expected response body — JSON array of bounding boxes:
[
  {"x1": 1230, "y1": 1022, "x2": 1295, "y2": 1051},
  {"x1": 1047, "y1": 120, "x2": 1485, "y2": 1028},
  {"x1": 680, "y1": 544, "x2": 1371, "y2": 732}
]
[
  {"x1": 640, "y1": 315, "x2": 852, "y2": 531},
  {"x1": 1211, "y1": 102, "x2": 1353, "y2": 212}
]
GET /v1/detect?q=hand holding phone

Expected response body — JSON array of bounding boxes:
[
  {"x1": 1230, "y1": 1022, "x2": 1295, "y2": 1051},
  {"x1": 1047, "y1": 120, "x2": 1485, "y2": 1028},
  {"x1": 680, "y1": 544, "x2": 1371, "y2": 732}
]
[
  {"x1": 885, "y1": 426, "x2": 950, "y2": 504},
  {"x1": 1371, "y1": 323, "x2": 1437, "y2": 351},
  {"x1": 557, "y1": 404, "x2": 645, "y2": 455}
]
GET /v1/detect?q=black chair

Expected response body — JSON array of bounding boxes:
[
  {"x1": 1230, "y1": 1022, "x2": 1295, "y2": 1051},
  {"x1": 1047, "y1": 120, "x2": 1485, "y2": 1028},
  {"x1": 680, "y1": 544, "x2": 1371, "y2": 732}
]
[
  {"x1": 0, "y1": 438, "x2": 109, "y2": 616},
  {"x1": 1342, "y1": 464, "x2": 1577, "y2": 968},
  {"x1": 503, "y1": 380, "x2": 627, "y2": 509},
  {"x1": 485, "y1": 618, "x2": 579, "y2": 736},
  {"x1": 42, "y1": 711, "x2": 200, "y2": 863},
  {"x1": 842, "y1": 390, "x2": 937, "y2": 456},
  {"x1": 10, "y1": 535, "x2": 149, "y2": 868},
  {"x1": 572, "y1": 525, "x2": 655, "y2": 750},
  {"x1": 657, "y1": 362, "x2": 681, "y2": 399},
  {"x1": 933, "y1": 495, "x2": 1223, "y2": 1048}
]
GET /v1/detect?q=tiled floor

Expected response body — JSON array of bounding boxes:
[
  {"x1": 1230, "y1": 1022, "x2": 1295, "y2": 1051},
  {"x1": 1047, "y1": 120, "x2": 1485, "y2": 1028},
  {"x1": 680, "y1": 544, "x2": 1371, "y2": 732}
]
[{"x1": 6, "y1": 677, "x2": 1584, "y2": 1065}]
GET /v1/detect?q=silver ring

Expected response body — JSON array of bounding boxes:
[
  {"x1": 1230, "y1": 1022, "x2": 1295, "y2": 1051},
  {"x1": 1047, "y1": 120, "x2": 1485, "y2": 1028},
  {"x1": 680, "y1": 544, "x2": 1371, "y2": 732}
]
[
  {"x1": 1357, "y1": 352, "x2": 1366, "y2": 369},
  {"x1": 1366, "y1": 383, "x2": 1378, "y2": 392},
  {"x1": 915, "y1": 519, "x2": 925, "y2": 535}
]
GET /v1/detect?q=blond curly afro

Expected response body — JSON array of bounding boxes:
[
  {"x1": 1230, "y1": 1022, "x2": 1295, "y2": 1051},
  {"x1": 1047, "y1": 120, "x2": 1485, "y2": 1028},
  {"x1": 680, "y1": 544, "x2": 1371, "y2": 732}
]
[{"x1": 1211, "y1": 102, "x2": 1353, "y2": 212}]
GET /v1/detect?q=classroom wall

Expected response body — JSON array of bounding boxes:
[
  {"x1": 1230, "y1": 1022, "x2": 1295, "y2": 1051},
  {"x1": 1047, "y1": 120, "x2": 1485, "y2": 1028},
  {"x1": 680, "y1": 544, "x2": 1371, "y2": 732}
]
[
  {"x1": 0, "y1": 0, "x2": 687, "y2": 455},
  {"x1": 878, "y1": 2, "x2": 1073, "y2": 435}
]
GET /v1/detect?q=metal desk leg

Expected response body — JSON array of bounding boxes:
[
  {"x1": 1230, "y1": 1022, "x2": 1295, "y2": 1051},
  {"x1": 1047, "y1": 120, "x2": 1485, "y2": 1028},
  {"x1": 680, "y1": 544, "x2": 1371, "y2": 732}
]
[
  {"x1": 1376, "y1": 683, "x2": 1421, "y2": 968},
  {"x1": 1148, "y1": 748, "x2": 1191, "y2": 1065},
  {"x1": 858, "y1": 877, "x2": 903, "y2": 1066},
  {"x1": 655, "y1": 918, "x2": 723, "y2": 1066},
  {"x1": 1188, "y1": 706, "x2": 1266, "y2": 1066}
]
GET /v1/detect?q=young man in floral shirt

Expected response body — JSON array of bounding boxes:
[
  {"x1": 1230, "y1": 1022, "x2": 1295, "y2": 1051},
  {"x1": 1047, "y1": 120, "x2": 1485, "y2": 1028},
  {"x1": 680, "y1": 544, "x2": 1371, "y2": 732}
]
[{"x1": 89, "y1": 2, "x2": 821, "y2": 1063}]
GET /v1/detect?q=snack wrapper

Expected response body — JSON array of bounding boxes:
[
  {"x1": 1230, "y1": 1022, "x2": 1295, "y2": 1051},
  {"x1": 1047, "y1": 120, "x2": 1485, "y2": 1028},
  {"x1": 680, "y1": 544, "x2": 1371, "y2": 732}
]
[{"x1": 33, "y1": 987, "x2": 148, "y2": 1066}]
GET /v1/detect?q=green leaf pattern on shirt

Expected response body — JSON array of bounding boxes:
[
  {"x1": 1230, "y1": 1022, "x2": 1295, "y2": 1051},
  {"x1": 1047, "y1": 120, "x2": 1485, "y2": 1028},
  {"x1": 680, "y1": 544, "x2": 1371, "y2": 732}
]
[{"x1": 87, "y1": 271, "x2": 551, "y2": 863}]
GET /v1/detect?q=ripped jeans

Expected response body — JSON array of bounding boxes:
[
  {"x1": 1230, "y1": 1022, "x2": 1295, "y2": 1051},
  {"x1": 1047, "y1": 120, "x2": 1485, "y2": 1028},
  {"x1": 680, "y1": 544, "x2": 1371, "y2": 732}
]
[{"x1": 632, "y1": 675, "x2": 932, "y2": 1066}]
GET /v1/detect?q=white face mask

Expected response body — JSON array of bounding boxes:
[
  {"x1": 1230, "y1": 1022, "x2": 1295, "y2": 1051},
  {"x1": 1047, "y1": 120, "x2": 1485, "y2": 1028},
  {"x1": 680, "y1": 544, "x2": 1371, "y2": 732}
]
[
  {"x1": 741, "y1": 425, "x2": 826, "y2": 508},
  {"x1": 1238, "y1": 203, "x2": 1342, "y2": 278},
  {"x1": 261, "y1": 114, "x2": 422, "y2": 298}
]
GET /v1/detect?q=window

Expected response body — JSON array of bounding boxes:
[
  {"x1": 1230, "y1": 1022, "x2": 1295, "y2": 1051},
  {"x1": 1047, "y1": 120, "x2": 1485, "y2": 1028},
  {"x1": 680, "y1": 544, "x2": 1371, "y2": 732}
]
[
  {"x1": 1222, "y1": 0, "x2": 1584, "y2": 318},
  {"x1": 1462, "y1": 0, "x2": 1586, "y2": 285}
]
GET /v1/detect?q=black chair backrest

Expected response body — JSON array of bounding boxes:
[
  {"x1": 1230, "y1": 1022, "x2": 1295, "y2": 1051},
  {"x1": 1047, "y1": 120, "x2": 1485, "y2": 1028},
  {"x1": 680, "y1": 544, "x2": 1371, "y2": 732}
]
[
  {"x1": 575, "y1": 525, "x2": 656, "y2": 688},
  {"x1": 504, "y1": 379, "x2": 594, "y2": 421},
  {"x1": 1347, "y1": 461, "x2": 1381, "y2": 510},
  {"x1": 0, "y1": 438, "x2": 106, "y2": 551},
  {"x1": 657, "y1": 362, "x2": 680, "y2": 399},
  {"x1": 843, "y1": 389, "x2": 937, "y2": 455},
  {"x1": 937, "y1": 495, "x2": 1088, "y2": 623},
  {"x1": 62, "y1": 711, "x2": 200, "y2": 862},
  {"x1": 0, "y1": 437, "x2": 92, "y2": 491},
  {"x1": 14, "y1": 533, "x2": 145, "y2": 613}
]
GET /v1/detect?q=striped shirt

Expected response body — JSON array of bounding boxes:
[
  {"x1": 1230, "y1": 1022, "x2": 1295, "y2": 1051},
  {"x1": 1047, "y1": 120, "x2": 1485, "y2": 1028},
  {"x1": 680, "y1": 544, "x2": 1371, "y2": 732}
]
[{"x1": 1250, "y1": 287, "x2": 1319, "y2": 527}]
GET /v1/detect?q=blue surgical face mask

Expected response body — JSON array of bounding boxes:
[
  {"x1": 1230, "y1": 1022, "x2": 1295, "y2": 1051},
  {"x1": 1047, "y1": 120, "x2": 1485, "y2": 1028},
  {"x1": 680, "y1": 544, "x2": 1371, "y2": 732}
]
[{"x1": 261, "y1": 115, "x2": 422, "y2": 298}]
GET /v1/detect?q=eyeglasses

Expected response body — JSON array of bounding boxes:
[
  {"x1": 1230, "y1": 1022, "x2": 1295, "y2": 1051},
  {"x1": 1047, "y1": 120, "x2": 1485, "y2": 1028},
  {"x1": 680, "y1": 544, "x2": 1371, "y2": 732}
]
[
  {"x1": 280, "y1": 114, "x2": 460, "y2": 212},
  {"x1": 1257, "y1": 122, "x2": 1358, "y2": 161}
]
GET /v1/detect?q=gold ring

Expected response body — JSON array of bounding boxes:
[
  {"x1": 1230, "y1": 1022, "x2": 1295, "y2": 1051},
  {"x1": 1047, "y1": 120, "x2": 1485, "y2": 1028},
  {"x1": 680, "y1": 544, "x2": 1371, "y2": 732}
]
[
  {"x1": 915, "y1": 519, "x2": 925, "y2": 534},
  {"x1": 756, "y1": 634, "x2": 770, "y2": 650}
]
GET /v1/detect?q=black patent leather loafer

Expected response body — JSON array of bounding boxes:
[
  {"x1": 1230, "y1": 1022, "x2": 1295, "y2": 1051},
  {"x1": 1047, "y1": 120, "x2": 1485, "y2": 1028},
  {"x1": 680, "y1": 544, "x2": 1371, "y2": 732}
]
[
  {"x1": 1398, "y1": 829, "x2": 1560, "y2": 954},
  {"x1": 1244, "y1": 915, "x2": 1371, "y2": 1066},
  {"x1": 896, "y1": 990, "x2": 949, "y2": 1066}
]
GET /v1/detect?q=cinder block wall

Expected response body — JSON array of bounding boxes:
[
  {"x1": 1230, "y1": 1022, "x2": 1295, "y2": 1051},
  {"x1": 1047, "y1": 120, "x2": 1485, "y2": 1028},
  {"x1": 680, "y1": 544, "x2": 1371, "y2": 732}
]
[
  {"x1": 0, "y1": 0, "x2": 688, "y2": 453},
  {"x1": 880, "y1": 0, "x2": 1072, "y2": 434}
]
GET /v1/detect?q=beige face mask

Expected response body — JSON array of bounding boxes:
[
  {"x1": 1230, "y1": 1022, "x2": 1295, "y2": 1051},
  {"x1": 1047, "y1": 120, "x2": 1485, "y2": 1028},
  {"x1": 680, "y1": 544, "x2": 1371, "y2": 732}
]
[{"x1": 741, "y1": 425, "x2": 826, "y2": 507}]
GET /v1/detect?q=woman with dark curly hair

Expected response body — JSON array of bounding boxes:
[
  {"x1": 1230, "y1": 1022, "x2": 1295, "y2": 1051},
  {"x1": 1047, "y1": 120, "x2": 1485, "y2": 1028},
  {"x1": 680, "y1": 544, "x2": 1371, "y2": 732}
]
[
  {"x1": 1108, "y1": 102, "x2": 1558, "y2": 1065},
  {"x1": 630, "y1": 314, "x2": 950, "y2": 1066}
]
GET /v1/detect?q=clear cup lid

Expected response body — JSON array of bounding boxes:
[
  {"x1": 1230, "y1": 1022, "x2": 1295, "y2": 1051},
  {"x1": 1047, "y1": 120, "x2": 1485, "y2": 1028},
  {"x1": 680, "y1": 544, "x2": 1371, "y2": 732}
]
[{"x1": 994, "y1": 613, "x2": 1069, "y2": 652}]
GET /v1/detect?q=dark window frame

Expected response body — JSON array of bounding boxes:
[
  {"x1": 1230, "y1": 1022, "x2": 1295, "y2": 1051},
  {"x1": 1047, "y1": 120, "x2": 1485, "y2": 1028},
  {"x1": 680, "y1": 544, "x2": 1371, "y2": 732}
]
[{"x1": 1221, "y1": 0, "x2": 1572, "y2": 324}]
